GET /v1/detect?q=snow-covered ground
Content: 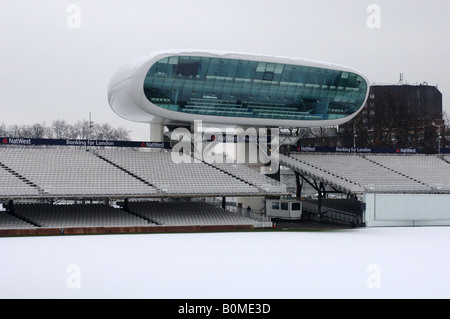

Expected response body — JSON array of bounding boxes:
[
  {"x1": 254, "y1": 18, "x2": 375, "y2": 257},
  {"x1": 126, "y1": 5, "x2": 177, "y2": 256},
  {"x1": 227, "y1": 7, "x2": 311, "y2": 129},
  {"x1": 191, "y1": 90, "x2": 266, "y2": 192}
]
[{"x1": 1, "y1": 227, "x2": 450, "y2": 299}]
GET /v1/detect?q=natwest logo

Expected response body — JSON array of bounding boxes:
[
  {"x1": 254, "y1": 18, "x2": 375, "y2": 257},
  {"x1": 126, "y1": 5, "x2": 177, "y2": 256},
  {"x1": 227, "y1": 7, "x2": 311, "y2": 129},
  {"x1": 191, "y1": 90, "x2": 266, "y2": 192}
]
[
  {"x1": 2, "y1": 138, "x2": 8, "y2": 144},
  {"x1": 7, "y1": 138, "x2": 32, "y2": 145}
]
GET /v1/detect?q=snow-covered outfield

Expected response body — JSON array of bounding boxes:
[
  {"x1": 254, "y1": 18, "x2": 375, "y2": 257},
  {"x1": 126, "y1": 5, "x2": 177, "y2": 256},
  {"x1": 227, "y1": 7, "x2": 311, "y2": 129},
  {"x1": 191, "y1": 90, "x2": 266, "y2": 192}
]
[{"x1": 1, "y1": 227, "x2": 450, "y2": 299}]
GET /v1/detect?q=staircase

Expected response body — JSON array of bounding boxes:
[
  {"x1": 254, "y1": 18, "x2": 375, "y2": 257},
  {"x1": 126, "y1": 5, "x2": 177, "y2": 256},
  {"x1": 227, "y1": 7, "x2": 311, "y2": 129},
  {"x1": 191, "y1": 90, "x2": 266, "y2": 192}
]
[
  {"x1": 0, "y1": 160, "x2": 47, "y2": 196},
  {"x1": 92, "y1": 152, "x2": 161, "y2": 193}
]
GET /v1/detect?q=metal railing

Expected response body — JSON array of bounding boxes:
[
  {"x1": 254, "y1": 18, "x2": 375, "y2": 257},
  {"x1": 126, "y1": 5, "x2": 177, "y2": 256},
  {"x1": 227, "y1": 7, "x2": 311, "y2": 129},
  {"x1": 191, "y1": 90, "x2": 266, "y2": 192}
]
[{"x1": 314, "y1": 209, "x2": 361, "y2": 227}]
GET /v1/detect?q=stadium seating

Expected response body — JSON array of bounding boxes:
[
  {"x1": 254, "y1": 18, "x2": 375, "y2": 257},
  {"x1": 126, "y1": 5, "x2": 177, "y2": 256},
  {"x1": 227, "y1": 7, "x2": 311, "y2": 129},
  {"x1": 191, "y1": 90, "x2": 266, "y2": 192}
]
[
  {"x1": 2, "y1": 145, "x2": 450, "y2": 232},
  {"x1": 367, "y1": 155, "x2": 450, "y2": 191},
  {"x1": 280, "y1": 153, "x2": 435, "y2": 193},
  {"x1": 0, "y1": 165, "x2": 40, "y2": 197},
  {"x1": 208, "y1": 162, "x2": 286, "y2": 194},
  {"x1": 127, "y1": 201, "x2": 257, "y2": 227},
  {"x1": 279, "y1": 154, "x2": 364, "y2": 193},
  {"x1": 2, "y1": 147, "x2": 449, "y2": 199},
  {"x1": 0, "y1": 210, "x2": 36, "y2": 229},
  {"x1": 0, "y1": 201, "x2": 265, "y2": 229},
  {"x1": 0, "y1": 148, "x2": 157, "y2": 197},
  {"x1": 12, "y1": 203, "x2": 152, "y2": 228},
  {"x1": 0, "y1": 147, "x2": 286, "y2": 199},
  {"x1": 95, "y1": 149, "x2": 262, "y2": 196}
]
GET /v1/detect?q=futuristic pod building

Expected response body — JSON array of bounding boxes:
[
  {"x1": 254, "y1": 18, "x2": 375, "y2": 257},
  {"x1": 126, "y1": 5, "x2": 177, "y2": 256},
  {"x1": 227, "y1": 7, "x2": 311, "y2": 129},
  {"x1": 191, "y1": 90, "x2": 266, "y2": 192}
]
[{"x1": 108, "y1": 50, "x2": 370, "y2": 128}]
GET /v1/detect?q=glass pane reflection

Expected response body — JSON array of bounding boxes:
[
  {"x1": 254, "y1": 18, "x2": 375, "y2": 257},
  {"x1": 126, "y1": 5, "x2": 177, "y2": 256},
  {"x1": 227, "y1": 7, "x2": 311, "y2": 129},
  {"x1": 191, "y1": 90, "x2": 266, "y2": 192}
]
[{"x1": 144, "y1": 56, "x2": 368, "y2": 121}]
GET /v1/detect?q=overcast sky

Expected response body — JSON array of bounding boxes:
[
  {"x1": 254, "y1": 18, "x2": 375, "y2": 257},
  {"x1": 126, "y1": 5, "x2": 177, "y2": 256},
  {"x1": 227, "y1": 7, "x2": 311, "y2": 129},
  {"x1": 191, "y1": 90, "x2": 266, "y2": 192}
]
[{"x1": 1, "y1": 0, "x2": 449, "y2": 140}]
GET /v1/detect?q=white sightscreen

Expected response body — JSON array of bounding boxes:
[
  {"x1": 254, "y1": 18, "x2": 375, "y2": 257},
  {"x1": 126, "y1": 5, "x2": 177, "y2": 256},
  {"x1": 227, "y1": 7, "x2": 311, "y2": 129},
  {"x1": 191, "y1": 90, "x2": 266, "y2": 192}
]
[{"x1": 364, "y1": 193, "x2": 450, "y2": 227}]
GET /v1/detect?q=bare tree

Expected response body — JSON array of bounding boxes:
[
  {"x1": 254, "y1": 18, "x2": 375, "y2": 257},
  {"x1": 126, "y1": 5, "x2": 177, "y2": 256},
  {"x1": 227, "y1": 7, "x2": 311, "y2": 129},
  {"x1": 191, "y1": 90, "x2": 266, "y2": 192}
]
[
  {"x1": 30, "y1": 123, "x2": 46, "y2": 138},
  {"x1": 74, "y1": 120, "x2": 92, "y2": 139},
  {"x1": 0, "y1": 123, "x2": 6, "y2": 136},
  {"x1": 67, "y1": 123, "x2": 81, "y2": 139},
  {"x1": 1, "y1": 120, "x2": 131, "y2": 141},
  {"x1": 51, "y1": 119, "x2": 70, "y2": 138},
  {"x1": 8, "y1": 124, "x2": 22, "y2": 137},
  {"x1": 94, "y1": 123, "x2": 112, "y2": 140},
  {"x1": 113, "y1": 126, "x2": 131, "y2": 140}
]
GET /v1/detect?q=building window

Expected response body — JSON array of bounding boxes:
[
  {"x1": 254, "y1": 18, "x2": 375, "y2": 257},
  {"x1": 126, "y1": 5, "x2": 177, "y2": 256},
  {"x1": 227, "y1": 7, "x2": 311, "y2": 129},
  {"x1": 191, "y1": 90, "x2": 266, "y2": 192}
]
[
  {"x1": 263, "y1": 72, "x2": 274, "y2": 81},
  {"x1": 143, "y1": 56, "x2": 368, "y2": 121}
]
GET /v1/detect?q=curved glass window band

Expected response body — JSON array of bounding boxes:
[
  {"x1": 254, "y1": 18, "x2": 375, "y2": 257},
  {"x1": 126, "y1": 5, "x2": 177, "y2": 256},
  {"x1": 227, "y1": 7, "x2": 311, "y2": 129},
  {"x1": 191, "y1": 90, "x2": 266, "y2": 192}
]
[{"x1": 143, "y1": 56, "x2": 367, "y2": 121}]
